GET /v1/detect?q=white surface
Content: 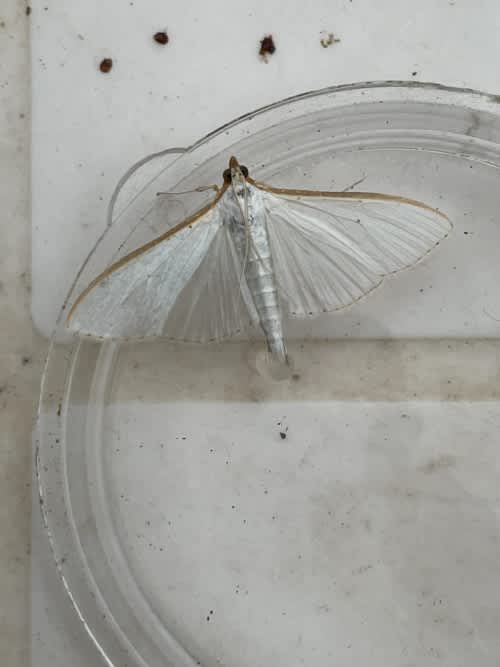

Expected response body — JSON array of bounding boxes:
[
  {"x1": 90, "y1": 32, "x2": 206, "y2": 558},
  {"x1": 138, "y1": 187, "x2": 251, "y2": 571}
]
[
  {"x1": 31, "y1": 2, "x2": 500, "y2": 667},
  {"x1": 36, "y1": 336, "x2": 500, "y2": 667},
  {"x1": 31, "y1": 0, "x2": 500, "y2": 336}
]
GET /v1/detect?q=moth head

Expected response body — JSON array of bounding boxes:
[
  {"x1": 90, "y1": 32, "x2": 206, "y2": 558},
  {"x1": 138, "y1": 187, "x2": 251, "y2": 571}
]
[{"x1": 223, "y1": 156, "x2": 249, "y2": 185}]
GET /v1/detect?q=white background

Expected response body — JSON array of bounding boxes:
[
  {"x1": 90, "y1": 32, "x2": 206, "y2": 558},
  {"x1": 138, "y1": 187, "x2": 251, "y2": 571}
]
[{"x1": 28, "y1": 1, "x2": 500, "y2": 666}]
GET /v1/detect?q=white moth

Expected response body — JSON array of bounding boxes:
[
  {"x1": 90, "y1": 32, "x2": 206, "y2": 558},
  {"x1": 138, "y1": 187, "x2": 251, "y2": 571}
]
[{"x1": 67, "y1": 156, "x2": 452, "y2": 365}]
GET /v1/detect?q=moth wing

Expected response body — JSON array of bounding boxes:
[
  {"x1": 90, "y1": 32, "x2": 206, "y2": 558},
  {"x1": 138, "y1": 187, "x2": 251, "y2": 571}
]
[
  {"x1": 258, "y1": 186, "x2": 451, "y2": 317},
  {"x1": 67, "y1": 203, "x2": 257, "y2": 341},
  {"x1": 165, "y1": 222, "x2": 258, "y2": 342}
]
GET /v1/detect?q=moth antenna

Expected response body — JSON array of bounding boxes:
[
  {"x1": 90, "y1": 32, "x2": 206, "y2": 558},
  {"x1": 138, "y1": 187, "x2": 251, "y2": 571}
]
[{"x1": 156, "y1": 185, "x2": 219, "y2": 196}]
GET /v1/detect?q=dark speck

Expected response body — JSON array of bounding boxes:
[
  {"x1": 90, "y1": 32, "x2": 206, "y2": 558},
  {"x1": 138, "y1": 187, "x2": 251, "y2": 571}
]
[
  {"x1": 259, "y1": 34, "x2": 276, "y2": 61},
  {"x1": 279, "y1": 431, "x2": 287, "y2": 439},
  {"x1": 463, "y1": 231, "x2": 469, "y2": 235},
  {"x1": 26, "y1": 6, "x2": 31, "y2": 15},
  {"x1": 56, "y1": 402, "x2": 62, "y2": 417},
  {"x1": 412, "y1": 71, "x2": 417, "y2": 76},
  {"x1": 153, "y1": 31, "x2": 169, "y2": 45},
  {"x1": 21, "y1": 355, "x2": 31, "y2": 366},
  {"x1": 99, "y1": 58, "x2": 113, "y2": 73}
]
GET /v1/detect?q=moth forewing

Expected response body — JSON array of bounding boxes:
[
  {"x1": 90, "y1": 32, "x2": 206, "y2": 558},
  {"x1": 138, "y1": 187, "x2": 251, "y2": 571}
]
[{"x1": 66, "y1": 183, "x2": 230, "y2": 338}]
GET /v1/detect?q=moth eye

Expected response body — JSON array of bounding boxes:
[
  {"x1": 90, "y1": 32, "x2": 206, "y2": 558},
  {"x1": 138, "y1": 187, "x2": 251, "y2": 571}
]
[
  {"x1": 223, "y1": 168, "x2": 232, "y2": 183},
  {"x1": 240, "y1": 165, "x2": 249, "y2": 178}
]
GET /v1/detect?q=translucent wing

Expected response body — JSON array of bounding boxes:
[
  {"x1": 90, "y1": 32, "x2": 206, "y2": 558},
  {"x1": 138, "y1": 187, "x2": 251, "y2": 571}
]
[
  {"x1": 163, "y1": 223, "x2": 258, "y2": 342},
  {"x1": 66, "y1": 195, "x2": 257, "y2": 342},
  {"x1": 254, "y1": 183, "x2": 452, "y2": 317}
]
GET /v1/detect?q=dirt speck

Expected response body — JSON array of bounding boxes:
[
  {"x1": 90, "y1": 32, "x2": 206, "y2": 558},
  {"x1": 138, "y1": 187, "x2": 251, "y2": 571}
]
[
  {"x1": 277, "y1": 419, "x2": 289, "y2": 439},
  {"x1": 352, "y1": 563, "x2": 373, "y2": 575},
  {"x1": 259, "y1": 34, "x2": 276, "y2": 62},
  {"x1": 153, "y1": 31, "x2": 169, "y2": 45},
  {"x1": 21, "y1": 355, "x2": 31, "y2": 366},
  {"x1": 20, "y1": 271, "x2": 31, "y2": 293},
  {"x1": 361, "y1": 518, "x2": 372, "y2": 531},
  {"x1": 99, "y1": 58, "x2": 113, "y2": 73},
  {"x1": 320, "y1": 31, "x2": 340, "y2": 48},
  {"x1": 26, "y1": 6, "x2": 31, "y2": 15},
  {"x1": 56, "y1": 402, "x2": 62, "y2": 417},
  {"x1": 420, "y1": 455, "x2": 457, "y2": 474}
]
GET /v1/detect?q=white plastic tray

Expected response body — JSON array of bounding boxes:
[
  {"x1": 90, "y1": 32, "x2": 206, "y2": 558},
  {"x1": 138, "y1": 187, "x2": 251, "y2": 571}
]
[{"x1": 36, "y1": 83, "x2": 500, "y2": 666}]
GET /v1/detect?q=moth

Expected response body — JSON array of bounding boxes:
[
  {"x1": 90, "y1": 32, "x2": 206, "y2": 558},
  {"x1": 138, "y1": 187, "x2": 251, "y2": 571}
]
[{"x1": 67, "y1": 156, "x2": 452, "y2": 364}]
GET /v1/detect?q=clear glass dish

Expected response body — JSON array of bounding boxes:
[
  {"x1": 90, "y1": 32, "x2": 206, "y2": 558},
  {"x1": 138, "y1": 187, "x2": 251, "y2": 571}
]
[{"x1": 37, "y1": 82, "x2": 500, "y2": 667}]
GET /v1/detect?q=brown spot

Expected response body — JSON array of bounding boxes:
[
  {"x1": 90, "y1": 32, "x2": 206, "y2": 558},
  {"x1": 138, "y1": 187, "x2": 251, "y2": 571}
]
[
  {"x1": 320, "y1": 32, "x2": 340, "y2": 48},
  {"x1": 153, "y1": 31, "x2": 169, "y2": 45},
  {"x1": 26, "y1": 6, "x2": 31, "y2": 15},
  {"x1": 259, "y1": 35, "x2": 276, "y2": 62},
  {"x1": 99, "y1": 58, "x2": 113, "y2": 73}
]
